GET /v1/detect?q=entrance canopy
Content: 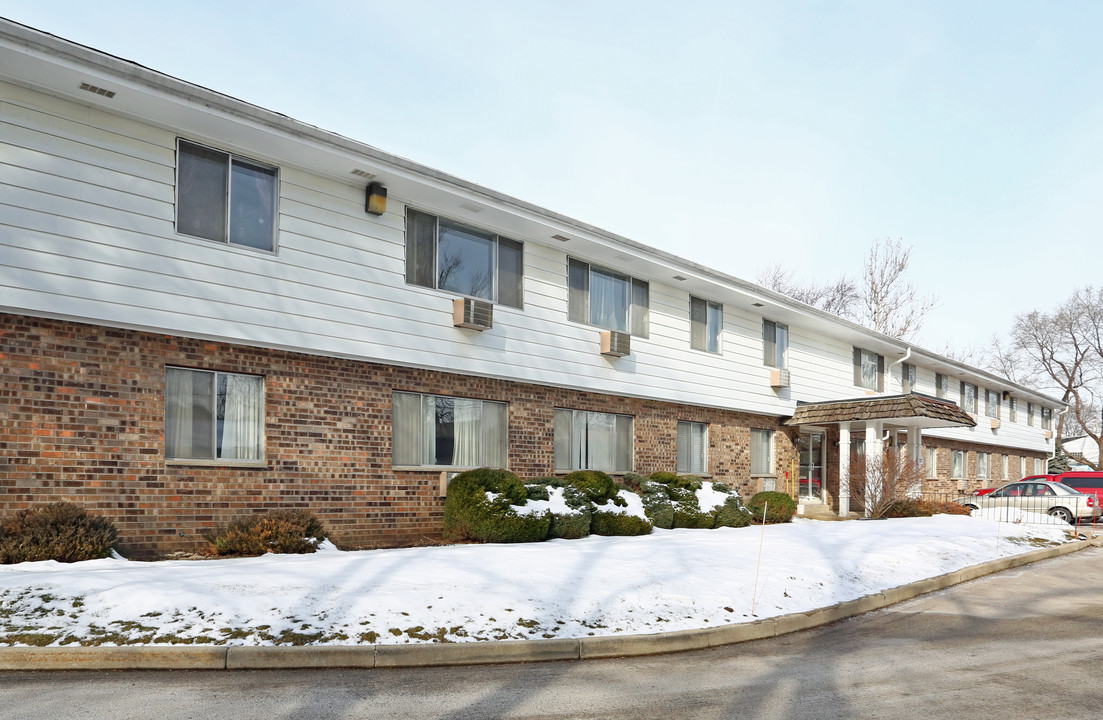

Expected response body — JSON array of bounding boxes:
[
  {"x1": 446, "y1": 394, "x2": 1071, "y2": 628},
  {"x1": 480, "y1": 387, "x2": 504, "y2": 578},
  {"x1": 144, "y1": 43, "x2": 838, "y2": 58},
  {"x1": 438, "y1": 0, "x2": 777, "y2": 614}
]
[{"x1": 784, "y1": 393, "x2": 976, "y2": 430}]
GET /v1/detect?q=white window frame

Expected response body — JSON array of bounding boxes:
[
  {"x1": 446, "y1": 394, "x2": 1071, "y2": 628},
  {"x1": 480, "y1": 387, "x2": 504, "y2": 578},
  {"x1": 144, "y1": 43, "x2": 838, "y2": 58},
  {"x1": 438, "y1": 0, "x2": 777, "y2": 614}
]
[
  {"x1": 977, "y1": 452, "x2": 989, "y2": 479},
  {"x1": 554, "y1": 409, "x2": 634, "y2": 472},
  {"x1": 165, "y1": 367, "x2": 265, "y2": 464},
  {"x1": 1009, "y1": 397, "x2": 1017, "y2": 423},
  {"x1": 1035, "y1": 457, "x2": 1045, "y2": 474},
  {"x1": 1041, "y1": 407, "x2": 1053, "y2": 430},
  {"x1": 690, "y1": 297, "x2": 723, "y2": 353},
  {"x1": 405, "y1": 209, "x2": 524, "y2": 308},
  {"x1": 924, "y1": 446, "x2": 938, "y2": 479},
  {"x1": 902, "y1": 363, "x2": 917, "y2": 393},
  {"x1": 175, "y1": 138, "x2": 279, "y2": 253},
  {"x1": 677, "y1": 421, "x2": 709, "y2": 474},
  {"x1": 763, "y1": 319, "x2": 788, "y2": 369},
  {"x1": 936, "y1": 373, "x2": 950, "y2": 399},
  {"x1": 854, "y1": 347, "x2": 884, "y2": 391},
  {"x1": 391, "y1": 392, "x2": 508, "y2": 469},
  {"x1": 1027, "y1": 402, "x2": 1035, "y2": 426},
  {"x1": 985, "y1": 389, "x2": 1000, "y2": 419},
  {"x1": 960, "y1": 382, "x2": 978, "y2": 414}
]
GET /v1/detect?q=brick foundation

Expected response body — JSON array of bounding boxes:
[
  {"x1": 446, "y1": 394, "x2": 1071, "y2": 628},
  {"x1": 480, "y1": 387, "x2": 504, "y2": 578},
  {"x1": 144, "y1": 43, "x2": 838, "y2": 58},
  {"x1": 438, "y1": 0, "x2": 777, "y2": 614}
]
[{"x1": 1, "y1": 314, "x2": 798, "y2": 558}]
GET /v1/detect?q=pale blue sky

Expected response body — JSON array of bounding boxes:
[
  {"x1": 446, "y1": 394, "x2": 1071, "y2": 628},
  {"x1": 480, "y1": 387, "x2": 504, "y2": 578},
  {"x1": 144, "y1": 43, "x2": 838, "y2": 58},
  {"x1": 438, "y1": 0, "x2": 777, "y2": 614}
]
[{"x1": 7, "y1": 1, "x2": 1102, "y2": 353}]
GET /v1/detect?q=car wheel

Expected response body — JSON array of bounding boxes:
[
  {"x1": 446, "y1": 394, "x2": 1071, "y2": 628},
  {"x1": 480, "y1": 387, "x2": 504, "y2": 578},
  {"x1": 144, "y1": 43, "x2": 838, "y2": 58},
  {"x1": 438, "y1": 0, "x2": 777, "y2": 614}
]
[
  {"x1": 964, "y1": 504, "x2": 979, "y2": 511},
  {"x1": 1048, "y1": 507, "x2": 1074, "y2": 524}
]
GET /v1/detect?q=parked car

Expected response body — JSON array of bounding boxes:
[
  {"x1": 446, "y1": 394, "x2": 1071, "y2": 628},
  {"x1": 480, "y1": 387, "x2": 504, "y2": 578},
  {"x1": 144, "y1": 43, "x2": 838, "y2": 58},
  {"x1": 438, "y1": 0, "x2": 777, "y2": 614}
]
[
  {"x1": 956, "y1": 480, "x2": 1101, "y2": 524},
  {"x1": 1032, "y1": 472, "x2": 1103, "y2": 505}
]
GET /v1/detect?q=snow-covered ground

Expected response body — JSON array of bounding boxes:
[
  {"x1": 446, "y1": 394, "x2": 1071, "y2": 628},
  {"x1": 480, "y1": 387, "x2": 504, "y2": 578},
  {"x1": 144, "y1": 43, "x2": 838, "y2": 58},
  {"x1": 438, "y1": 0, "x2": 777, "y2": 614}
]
[{"x1": 0, "y1": 515, "x2": 1082, "y2": 647}]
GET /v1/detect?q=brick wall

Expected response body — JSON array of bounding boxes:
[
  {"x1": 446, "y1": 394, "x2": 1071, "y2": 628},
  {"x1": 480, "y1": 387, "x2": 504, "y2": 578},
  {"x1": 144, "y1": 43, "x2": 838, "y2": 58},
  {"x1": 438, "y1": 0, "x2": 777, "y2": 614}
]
[
  {"x1": 920, "y1": 437, "x2": 1047, "y2": 496},
  {"x1": 1, "y1": 314, "x2": 794, "y2": 558}
]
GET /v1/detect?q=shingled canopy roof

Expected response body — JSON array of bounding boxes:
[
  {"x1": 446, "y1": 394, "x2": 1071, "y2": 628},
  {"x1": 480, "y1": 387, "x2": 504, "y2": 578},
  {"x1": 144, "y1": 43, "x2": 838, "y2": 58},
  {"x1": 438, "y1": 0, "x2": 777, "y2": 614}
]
[{"x1": 785, "y1": 393, "x2": 977, "y2": 428}]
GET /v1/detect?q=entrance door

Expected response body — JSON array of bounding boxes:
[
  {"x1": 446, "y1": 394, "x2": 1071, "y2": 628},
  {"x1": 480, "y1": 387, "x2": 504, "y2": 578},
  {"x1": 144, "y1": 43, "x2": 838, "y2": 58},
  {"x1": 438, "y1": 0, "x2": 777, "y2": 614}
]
[{"x1": 799, "y1": 432, "x2": 825, "y2": 500}]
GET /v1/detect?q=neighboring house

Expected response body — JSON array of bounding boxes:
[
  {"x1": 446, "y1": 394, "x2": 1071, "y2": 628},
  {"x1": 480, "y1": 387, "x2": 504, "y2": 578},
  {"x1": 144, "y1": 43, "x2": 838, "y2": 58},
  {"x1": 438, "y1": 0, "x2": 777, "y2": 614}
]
[
  {"x1": 1060, "y1": 436, "x2": 1100, "y2": 471},
  {"x1": 0, "y1": 20, "x2": 1063, "y2": 557}
]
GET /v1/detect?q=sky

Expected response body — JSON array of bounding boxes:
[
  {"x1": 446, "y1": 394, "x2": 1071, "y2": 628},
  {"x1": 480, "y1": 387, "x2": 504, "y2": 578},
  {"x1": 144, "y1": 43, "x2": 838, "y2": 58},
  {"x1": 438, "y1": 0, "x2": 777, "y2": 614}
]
[{"x1": 6, "y1": 1, "x2": 1103, "y2": 354}]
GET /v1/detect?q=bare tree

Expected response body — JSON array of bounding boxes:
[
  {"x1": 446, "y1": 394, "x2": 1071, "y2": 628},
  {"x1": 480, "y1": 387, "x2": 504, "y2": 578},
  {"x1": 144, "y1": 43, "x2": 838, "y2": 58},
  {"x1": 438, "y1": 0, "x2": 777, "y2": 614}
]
[
  {"x1": 855, "y1": 239, "x2": 938, "y2": 341},
  {"x1": 1010, "y1": 287, "x2": 1103, "y2": 470},
  {"x1": 756, "y1": 238, "x2": 937, "y2": 341}
]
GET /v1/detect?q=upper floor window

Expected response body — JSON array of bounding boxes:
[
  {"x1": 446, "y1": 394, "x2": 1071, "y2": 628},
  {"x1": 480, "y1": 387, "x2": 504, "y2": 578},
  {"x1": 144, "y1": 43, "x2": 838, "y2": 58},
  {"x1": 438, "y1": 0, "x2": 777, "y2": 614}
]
[
  {"x1": 763, "y1": 320, "x2": 789, "y2": 369},
  {"x1": 985, "y1": 389, "x2": 1000, "y2": 419},
  {"x1": 567, "y1": 258, "x2": 648, "y2": 337},
  {"x1": 936, "y1": 373, "x2": 950, "y2": 399},
  {"x1": 166, "y1": 367, "x2": 264, "y2": 461},
  {"x1": 392, "y1": 392, "x2": 507, "y2": 468},
  {"x1": 405, "y1": 209, "x2": 523, "y2": 307},
  {"x1": 750, "y1": 429, "x2": 774, "y2": 475},
  {"x1": 677, "y1": 421, "x2": 708, "y2": 474},
  {"x1": 554, "y1": 409, "x2": 633, "y2": 472},
  {"x1": 960, "y1": 382, "x2": 978, "y2": 414},
  {"x1": 1009, "y1": 397, "x2": 1018, "y2": 422},
  {"x1": 902, "y1": 363, "x2": 916, "y2": 393},
  {"x1": 853, "y1": 347, "x2": 884, "y2": 391},
  {"x1": 176, "y1": 139, "x2": 278, "y2": 252},
  {"x1": 690, "y1": 297, "x2": 722, "y2": 353},
  {"x1": 1041, "y1": 407, "x2": 1053, "y2": 430}
]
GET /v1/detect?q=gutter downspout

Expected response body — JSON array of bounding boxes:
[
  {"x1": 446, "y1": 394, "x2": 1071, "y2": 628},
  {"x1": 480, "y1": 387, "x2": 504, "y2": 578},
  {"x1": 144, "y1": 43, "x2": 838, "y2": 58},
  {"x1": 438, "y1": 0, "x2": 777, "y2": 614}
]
[
  {"x1": 888, "y1": 346, "x2": 912, "y2": 378},
  {"x1": 1049, "y1": 407, "x2": 1069, "y2": 471}
]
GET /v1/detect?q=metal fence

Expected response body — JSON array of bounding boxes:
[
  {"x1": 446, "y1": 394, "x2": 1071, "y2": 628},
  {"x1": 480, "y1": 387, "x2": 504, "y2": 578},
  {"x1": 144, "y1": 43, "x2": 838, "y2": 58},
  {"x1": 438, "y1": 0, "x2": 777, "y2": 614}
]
[{"x1": 860, "y1": 490, "x2": 1102, "y2": 528}]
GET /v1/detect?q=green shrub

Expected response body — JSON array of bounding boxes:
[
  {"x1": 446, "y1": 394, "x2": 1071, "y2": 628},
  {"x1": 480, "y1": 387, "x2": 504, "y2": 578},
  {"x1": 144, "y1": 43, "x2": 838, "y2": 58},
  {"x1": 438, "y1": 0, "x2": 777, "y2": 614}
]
[
  {"x1": 620, "y1": 472, "x2": 649, "y2": 492},
  {"x1": 443, "y1": 468, "x2": 550, "y2": 543},
  {"x1": 591, "y1": 508, "x2": 653, "y2": 536},
  {"x1": 712, "y1": 496, "x2": 753, "y2": 528},
  {"x1": 205, "y1": 509, "x2": 327, "y2": 557},
  {"x1": 638, "y1": 481, "x2": 675, "y2": 529},
  {"x1": 648, "y1": 471, "x2": 701, "y2": 491},
  {"x1": 563, "y1": 470, "x2": 621, "y2": 505},
  {"x1": 0, "y1": 502, "x2": 118, "y2": 563},
  {"x1": 530, "y1": 478, "x2": 591, "y2": 540},
  {"x1": 882, "y1": 498, "x2": 973, "y2": 518},
  {"x1": 746, "y1": 491, "x2": 797, "y2": 524}
]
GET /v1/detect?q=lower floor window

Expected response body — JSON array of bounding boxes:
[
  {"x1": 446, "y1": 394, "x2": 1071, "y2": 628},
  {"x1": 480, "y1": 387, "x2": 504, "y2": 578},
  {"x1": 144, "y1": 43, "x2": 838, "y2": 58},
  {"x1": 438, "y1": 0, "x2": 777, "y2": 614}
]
[
  {"x1": 952, "y1": 450, "x2": 965, "y2": 478},
  {"x1": 924, "y1": 446, "x2": 938, "y2": 478},
  {"x1": 1035, "y1": 457, "x2": 1044, "y2": 475},
  {"x1": 165, "y1": 367, "x2": 264, "y2": 460},
  {"x1": 392, "y1": 392, "x2": 507, "y2": 468},
  {"x1": 976, "y1": 452, "x2": 989, "y2": 479},
  {"x1": 677, "y1": 421, "x2": 708, "y2": 474},
  {"x1": 554, "y1": 409, "x2": 633, "y2": 472},
  {"x1": 750, "y1": 429, "x2": 773, "y2": 475}
]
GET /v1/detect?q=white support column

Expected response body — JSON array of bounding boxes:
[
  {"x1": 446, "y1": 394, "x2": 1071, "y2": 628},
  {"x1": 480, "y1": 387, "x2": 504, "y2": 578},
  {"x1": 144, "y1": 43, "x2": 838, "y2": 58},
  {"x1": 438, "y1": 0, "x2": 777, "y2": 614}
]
[
  {"x1": 839, "y1": 426, "x2": 851, "y2": 518},
  {"x1": 865, "y1": 422, "x2": 883, "y2": 517},
  {"x1": 906, "y1": 426, "x2": 923, "y2": 498}
]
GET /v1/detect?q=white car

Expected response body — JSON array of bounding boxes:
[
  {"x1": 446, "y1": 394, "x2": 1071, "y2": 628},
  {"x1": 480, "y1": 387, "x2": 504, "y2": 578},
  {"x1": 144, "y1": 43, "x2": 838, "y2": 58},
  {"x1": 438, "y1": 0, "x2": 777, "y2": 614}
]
[{"x1": 957, "y1": 480, "x2": 1101, "y2": 524}]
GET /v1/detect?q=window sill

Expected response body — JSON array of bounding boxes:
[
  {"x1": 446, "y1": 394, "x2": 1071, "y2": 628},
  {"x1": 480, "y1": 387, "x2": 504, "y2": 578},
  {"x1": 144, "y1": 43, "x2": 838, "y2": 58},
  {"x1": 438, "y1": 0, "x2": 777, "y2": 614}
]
[
  {"x1": 165, "y1": 459, "x2": 268, "y2": 469},
  {"x1": 750, "y1": 474, "x2": 777, "y2": 479},
  {"x1": 393, "y1": 465, "x2": 496, "y2": 472}
]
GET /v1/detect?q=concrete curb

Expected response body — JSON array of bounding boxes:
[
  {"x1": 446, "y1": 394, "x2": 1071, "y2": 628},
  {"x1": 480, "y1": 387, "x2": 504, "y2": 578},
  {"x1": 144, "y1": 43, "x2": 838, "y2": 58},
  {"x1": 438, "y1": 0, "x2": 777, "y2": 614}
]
[{"x1": 0, "y1": 538, "x2": 1092, "y2": 671}]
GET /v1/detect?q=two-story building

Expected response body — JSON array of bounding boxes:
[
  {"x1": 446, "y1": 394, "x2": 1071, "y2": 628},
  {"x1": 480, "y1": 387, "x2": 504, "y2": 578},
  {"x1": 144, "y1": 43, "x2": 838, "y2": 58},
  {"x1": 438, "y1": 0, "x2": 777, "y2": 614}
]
[{"x1": 0, "y1": 19, "x2": 1063, "y2": 557}]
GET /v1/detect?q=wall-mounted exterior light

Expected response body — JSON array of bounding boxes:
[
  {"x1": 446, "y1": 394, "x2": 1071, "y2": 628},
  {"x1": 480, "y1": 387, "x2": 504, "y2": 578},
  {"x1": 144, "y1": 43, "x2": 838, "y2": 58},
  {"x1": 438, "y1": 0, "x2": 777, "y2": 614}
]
[{"x1": 366, "y1": 182, "x2": 387, "y2": 216}]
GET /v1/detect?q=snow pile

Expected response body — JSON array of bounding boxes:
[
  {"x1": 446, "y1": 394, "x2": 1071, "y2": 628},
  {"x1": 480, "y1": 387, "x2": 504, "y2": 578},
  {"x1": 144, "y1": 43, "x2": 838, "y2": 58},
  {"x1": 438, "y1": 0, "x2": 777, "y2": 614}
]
[{"x1": 0, "y1": 514, "x2": 1078, "y2": 647}]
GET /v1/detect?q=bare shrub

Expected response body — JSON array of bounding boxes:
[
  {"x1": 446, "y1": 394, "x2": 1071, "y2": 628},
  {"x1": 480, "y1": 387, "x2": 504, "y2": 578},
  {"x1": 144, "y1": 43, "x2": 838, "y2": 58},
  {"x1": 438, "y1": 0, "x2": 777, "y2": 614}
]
[{"x1": 846, "y1": 449, "x2": 926, "y2": 518}]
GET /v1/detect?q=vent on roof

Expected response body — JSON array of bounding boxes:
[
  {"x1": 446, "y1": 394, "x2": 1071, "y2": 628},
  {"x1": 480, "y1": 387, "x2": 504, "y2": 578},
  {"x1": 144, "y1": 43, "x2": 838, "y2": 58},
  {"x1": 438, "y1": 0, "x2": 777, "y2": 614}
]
[
  {"x1": 79, "y1": 82, "x2": 115, "y2": 99},
  {"x1": 673, "y1": 275, "x2": 687, "y2": 282},
  {"x1": 551, "y1": 234, "x2": 571, "y2": 243},
  {"x1": 459, "y1": 202, "x2": 484, "y2": 213},
  {"x1": 350, "y1": 169, "x2": 375, "y2": 179}
]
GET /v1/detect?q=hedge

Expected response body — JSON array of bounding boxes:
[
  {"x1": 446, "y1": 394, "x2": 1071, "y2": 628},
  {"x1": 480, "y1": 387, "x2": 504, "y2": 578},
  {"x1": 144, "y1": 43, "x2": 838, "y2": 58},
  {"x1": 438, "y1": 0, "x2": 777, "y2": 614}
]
[{"x1": 443, "y1": 468, "x2": 551, "y2": 543}]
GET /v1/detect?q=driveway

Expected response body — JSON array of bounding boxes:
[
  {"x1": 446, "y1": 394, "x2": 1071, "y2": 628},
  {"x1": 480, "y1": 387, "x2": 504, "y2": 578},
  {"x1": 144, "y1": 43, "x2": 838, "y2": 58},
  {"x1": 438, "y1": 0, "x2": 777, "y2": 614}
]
[{"x1": 2, "y1": 547, "x2": 1102, "y2": 719}]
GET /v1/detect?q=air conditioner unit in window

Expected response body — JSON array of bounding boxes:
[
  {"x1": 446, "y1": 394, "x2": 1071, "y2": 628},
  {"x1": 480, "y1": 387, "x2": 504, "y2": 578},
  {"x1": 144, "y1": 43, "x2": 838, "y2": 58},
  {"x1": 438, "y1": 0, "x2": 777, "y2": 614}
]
[
  {"x1": 439, "y1": 470, "x2": 463, "y2": 497},
  {"x1": 600, "y1": 330, "x2": 631, "y2": 357},
  {"x1": 990, "y1": 418, "x2": 1000, "y2": 430},
  {"x1": 770, "y1": 369, "x2": 791, "y2": 388},
  {"x1": 453, "y1": 297, "x2": 493, "y2": 331}
]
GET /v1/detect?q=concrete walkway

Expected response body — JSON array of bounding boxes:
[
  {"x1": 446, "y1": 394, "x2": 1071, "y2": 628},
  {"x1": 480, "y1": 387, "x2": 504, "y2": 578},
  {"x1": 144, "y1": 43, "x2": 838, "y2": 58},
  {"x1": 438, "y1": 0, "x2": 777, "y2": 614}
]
[{"x1": 0, "y1": 538, "x2": 1094, "y2": 671}]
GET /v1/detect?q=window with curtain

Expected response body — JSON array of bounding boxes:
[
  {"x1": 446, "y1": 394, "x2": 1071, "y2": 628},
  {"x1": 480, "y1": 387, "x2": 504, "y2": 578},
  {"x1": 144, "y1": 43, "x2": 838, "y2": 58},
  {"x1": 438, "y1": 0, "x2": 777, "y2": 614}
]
[
  {"x1": 1027, "y1": 403, "x2": 1035, "y2": 426},
  {"x1": 566, "y1": 257, "x2": 649, "y2": 337},
  {"x1": 936, "y1": 373, "x2": 949, "y2": 399},
  {"x1": 902, "y1": 363, "x2": 916, "y2": 393},
  {"x1": 391, "y1": 392, "x2": 507, "y2": 468},
  {"x1": 762, "y1": 319, "x2": 789, "y2": 368},
  {"x1": 165, "y1": 368, "x2": 264, "y2": 461},
  {"x1": 924, "y1": 446, "x2": 938, "y2": 478},
  {"x1": 553, "y1": 409, "x2": 633, "y2": 472},
  {"x1": 853, "y1": 347, "x2": 883, "y2": 391},
  {"x1": 690, "y1": 297, "x2": 722, "y2": 353},
  {"x1": 1008, "y1": 397, "x2": 1017, "y2": 422},
  {"x1": 677, "y1": 421, "x2": 708, "y2": 474},
  {"x1": 985, "y1": 389, "x2": 1000, "y2": 419},
  {"x1": 952, "y1": 450, "x2": 965, "y2": 478},
  {"x1": 1041, "y1": 407, "x2": 1053, "y2": 430},
  {"x1": 1035, "y1": 457, "x2": 1044, "y2": 474},
  {"x1": 177, "y1": 139, "x2": 278, "y2": 252},
  {"x1": 404, "y1": 209, "x2": 523, "y2": 307},
  {"x1": 750, "y1": 429, "x2": 773, "y2": 475},
  {"x1": 977, "y1": 452, "x2": 989, "y2": 478},
  {"x1": 960, "y1": 382, "x2": 977, "y2": 413}
]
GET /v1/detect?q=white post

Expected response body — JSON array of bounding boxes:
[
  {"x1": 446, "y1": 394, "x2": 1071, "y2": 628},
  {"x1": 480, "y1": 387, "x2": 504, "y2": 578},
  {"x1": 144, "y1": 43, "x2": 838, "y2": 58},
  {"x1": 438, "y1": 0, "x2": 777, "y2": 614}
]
[
  {"x1": 839, "y1": 426, "x2": 851, "y2": 518},
  {"x1": 906, "y1": 427, "x2": 923, "y2": 498},
  {"x1": 865, "y1": 422, "x2": 883, "y2": 517}
]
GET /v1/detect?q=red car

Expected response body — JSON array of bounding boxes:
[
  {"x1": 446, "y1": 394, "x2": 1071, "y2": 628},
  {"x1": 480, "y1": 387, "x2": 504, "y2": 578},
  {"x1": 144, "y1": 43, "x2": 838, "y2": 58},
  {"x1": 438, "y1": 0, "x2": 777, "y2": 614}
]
[{"x1": 1034, "y1": 471, "x2": 1103, "y2": 505}]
